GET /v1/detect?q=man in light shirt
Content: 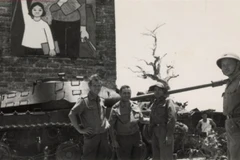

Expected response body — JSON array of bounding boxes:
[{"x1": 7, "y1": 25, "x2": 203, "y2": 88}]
[{"x1": 196, "y1": 112, "x2": 216, "y2": 136}]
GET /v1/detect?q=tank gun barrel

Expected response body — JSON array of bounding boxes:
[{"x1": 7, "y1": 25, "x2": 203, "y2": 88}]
[
  {"x1": 130, "y1": 79, "x2": 229, "y2": 101},
  {"x1": 104, "y1": 79, "x2": 228, "y2": 107}
]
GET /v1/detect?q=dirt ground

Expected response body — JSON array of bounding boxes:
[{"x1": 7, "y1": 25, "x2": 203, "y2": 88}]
[{"x1": 177, "y1": 158, "x2": 206, "y2": 160}]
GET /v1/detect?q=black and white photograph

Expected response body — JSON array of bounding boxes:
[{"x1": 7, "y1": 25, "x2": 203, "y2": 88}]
[{"x1": 0, "y1": 0, "x2": 239, "y2": 159}]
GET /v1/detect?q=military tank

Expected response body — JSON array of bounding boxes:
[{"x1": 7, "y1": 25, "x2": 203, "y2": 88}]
[
  {"x1": 0, "y1": 73, "x2": 119, "y2": 160},
  {"x1": 0, "y1": 73, "x2": 228, "y2": 160}
]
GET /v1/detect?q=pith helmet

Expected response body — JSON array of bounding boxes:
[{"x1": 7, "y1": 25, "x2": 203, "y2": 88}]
[{"x1": 217, "y1": 53, "x2": 240, "y2": 68}]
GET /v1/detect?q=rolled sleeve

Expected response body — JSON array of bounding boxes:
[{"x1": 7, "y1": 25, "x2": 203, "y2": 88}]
[{"x1": 70, "y1": 98, "x2": 85, "y2": 116}]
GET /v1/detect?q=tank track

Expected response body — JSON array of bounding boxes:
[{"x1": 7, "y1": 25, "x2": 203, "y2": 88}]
[{"x1": 0, "y1": 121, "x2": 71, "y2": 130}]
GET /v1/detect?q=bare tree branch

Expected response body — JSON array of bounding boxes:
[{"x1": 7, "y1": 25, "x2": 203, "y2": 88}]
[
  {"x1": 152, "y1": 23, "x2": 166, "y2": 33},
  {"x1": 136, "y1": 58, "x2": 153, "y2": 66},
  {"x1": 142, "y1": 33, "x2": 153, "y2": 37},
  {"x1": 138, "y1": 75, "x2": 146, "y2": 79},
  {"x1": 144, "y1": 74, "x2": 159, "y2": 81},
  {"x1": 127, "y1": 67, "x2": 142, "y2": 73},
  {"x1": 152, "y1": 35, "x2": 157, "y2": 57},
  {"x1": 152, "y1": 56, "x2": 160, "y2": 75},
  {"x1": 160, "y1": 53, "x2": 167, "y2": 62},
  {"x1": 130, "y1": 24, "x2": 179, "y2": 85},
  {"x1": 136, "y1": 65, "x2": 146, "y2": 73},
  {"x1": 166, "y1": 65, "x2": 174, "y2": 74},
  {"x1": 164, "y1": 74, "x2": 179, "y2": 82}
]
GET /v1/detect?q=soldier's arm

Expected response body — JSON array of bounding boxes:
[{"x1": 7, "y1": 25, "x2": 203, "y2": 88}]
[
  {"x1": 109, "y1": 106, "x2": 117, "y2": 139},
  {"x1": 139, "y1": 110, "x2": 150, "y2": 124},
  {"x1": 68, "y1": 98, "x2": 84, "y2": 133},
  {"x1": 108, "y1": 105, "x2": 119, "y2": 148},
  {"x1": 166, "y1": 99, "x2": 177, "y2": 136}
]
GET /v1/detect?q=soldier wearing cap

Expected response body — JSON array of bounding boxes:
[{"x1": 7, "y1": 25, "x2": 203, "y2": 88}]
[
  {"x1": 148, "y1": 82, "x2": 177, "y2": 160},
  {"x1": 216, "y1": 53, "x2": 240, "y2": 160},
  {"x1": 109, "y1": 85, "x2": 147, "y2": 160},
  {"x1": 68, "y1": 75, "x2": 111, "y2": 160}
]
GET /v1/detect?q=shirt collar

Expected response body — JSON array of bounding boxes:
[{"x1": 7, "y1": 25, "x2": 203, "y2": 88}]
[
  {"x1": 155, "y1": 97, "x2": 166, "y2": 103},
  {"x1": 226, "y1": 71, "x2": 240, "y2": 88},
  {"x1": 88, "y1": 91, "x2": 100, "y2": 101},
  {"x1": 229, "y1": 71, "x2": 240, "y2": 81},
  {"x1": 119, "y1": 100, "x2": 141, "y2": 112}
]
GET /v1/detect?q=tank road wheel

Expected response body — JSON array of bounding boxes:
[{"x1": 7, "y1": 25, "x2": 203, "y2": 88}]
[
  {"x1": 56, "y1": 141, "x2": 81, "y2": 160},
  {"x1": 0, "y1": 142, "x2": 12, "y2": 160}
]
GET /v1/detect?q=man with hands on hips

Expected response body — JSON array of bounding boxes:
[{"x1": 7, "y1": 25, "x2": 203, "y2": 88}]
[{"x1": 68, "y1": 75, "x2": 111, "y2": 160}]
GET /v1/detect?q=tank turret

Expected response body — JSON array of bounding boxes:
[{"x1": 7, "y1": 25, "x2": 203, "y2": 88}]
[{"x1": 0, "y1": 73, "x2": 119, "y2": 160}]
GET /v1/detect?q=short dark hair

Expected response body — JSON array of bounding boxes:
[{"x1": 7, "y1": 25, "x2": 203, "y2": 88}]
[
  {"x1": 88, "y1": 74, "x2": 101, "y2": 87},
  {"x1": 119, "y1": 85, "x2": 131, "y2": 93},
  {"x1": 29, "y1": 2, "x2": 46, "y2": 17}
]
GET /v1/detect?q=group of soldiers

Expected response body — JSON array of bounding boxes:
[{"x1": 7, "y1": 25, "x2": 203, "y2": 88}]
[{"x1": 68, "y1": 53, "x2": 240, "y2": 160}]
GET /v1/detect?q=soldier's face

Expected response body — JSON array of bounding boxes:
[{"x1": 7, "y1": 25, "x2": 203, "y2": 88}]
[
  {"x1": 89, "y1": 80, "x2": 102, "y2": 95},
  {"x1": 221, "y1": 58, "x2": 237, "y2": 76},
  {"x1": 120, "y1": 88, "x2": 131, "y2": 102},
  {"x1": 154, "y1": 87, "x2": 164, "y2": 98}
]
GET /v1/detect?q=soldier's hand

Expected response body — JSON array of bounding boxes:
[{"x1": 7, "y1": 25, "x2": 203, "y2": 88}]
[
  {"x1": 79, "y1": 127, "x2": 93, "y2": 135},
  {"x1": 112, "y1": 140, "x2": 119, "y2": 149}
]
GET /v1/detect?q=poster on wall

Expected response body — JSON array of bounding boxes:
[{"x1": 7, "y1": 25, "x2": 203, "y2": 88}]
[{"x1": 11, "y1": 0, "x2": 97, "y2": 59}]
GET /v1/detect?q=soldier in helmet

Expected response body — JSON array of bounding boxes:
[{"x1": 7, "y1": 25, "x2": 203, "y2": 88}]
[
  {"x1": 68, "y1": 75, "x2": 111, "y2": 160},
  {"x1": 216, "y1": 53, "x2": 240, "y2": 160},
  {"x1": 148, "y1": 82, "x2": 177, "y2": 160}
]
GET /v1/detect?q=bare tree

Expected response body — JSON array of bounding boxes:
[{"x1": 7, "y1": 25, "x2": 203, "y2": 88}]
[{"x1": 129, "y1": 24, "x2": 179, "y2": 88}]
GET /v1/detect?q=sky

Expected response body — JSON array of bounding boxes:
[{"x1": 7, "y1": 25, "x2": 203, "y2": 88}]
[{"x1": 115, "y1": 0, "x2": 240, "y2": 112}]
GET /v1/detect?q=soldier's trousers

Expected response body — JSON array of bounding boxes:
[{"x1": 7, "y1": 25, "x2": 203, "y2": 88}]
[
  {"x1": 116, "y1": 131, "x2": 145, "y2": 160},
  {"x1": 225, "y1": 118, "x2": 240, "y2": 160},
  {"x1": 151, "y1": 126, "x2": 174, "y2": 160},
  {"x1": 82, "y1": 132, "x2": 111, "y2": 160}
]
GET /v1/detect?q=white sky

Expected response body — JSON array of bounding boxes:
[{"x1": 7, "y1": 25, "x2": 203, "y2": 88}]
[{"x1": 115, "y1": 0, "x2": 240, "y2": 112}]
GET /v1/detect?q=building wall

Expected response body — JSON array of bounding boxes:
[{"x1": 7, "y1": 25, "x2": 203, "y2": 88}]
[{"x1": 0, "y1": 0, "x2": 116, "y2": 93}]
